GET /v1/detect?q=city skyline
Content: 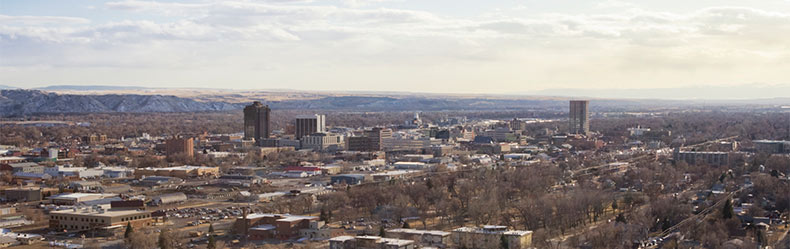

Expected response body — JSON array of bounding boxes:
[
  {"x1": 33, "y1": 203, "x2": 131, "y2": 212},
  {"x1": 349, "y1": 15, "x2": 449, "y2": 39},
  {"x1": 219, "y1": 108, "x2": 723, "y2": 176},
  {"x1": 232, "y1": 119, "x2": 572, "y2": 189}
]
[{"x1": 2, "y1": 0, "x2": 790, "y2": 94}]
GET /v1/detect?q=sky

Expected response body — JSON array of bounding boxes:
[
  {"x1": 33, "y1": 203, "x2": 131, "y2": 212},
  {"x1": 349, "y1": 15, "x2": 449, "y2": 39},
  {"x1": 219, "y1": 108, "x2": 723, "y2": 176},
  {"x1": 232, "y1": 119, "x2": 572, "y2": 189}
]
[{"x1": 1, "y1": 0, "x2": 790, "y2": 94}]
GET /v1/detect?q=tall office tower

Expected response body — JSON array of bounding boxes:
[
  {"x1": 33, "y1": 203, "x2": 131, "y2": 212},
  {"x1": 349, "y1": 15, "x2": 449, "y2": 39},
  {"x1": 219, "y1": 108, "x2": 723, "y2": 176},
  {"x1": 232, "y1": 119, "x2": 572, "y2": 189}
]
[
  {"x1": 569, "y1": 100, "x2": 590, "y2": 135},
  {"x1": 244, "y1": 101, "x2": 271, "y2": 143},
  {"x1": 295, "y1": 114, "x2": 326, "y2": 139}
]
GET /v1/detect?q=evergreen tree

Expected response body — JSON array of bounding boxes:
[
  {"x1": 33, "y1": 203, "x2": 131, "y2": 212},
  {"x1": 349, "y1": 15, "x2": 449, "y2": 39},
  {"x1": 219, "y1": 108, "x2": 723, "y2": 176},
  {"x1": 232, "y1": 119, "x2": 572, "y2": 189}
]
[
  {"x1": 207, "y1": 235, "x2": 216, "y2": 249},
  {"x1": 402, "y1": 221, "x2": 410, "y2": 228},
  {"x1": 615, "y1": 213, "x2": 626, "y2": 223},
  {"x1": 379, "y1": 226, "x2": 386, "y2": 237},
  {"x1": 319, "y1": 208, "x2": 328, "y2": 222},
  {"x1": 611, "y1": 200, "x2": 618, "y2": 212},
  {"x1": 124, "y1": 222, "x2": 133, "y2": 239},
  {"x1": 500, "y1": 234, "x2": 509, "y2": 249},
  {"x1": 722, "y1": 199, "x2": 734, "y2": 219},
  {"x1": 208, "y1": 223, "x2": 214, "y2": 234}
]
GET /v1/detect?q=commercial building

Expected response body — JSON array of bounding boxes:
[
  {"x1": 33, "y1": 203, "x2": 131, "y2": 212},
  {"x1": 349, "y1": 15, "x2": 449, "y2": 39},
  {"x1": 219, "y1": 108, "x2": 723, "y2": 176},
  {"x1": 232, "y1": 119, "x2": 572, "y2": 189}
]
[
  {"x1": 295, "y1": 114, "x2": 326, "y2": 139},
  {"x1": 135, "y1": 166, "x2": 220, "y2": 178},
  {"x1": 244, "y1": 101, "x2": 271, "y2": 143},
  {"x1": 232, "y1": 213, "x2": 323, "y2": 240},
  {"x1": 49, "y1": 193, "x2": 117, "y2": 206},
  {"x1": 137, "y1": 176, "x2": 184, "y2": 187},
  {"x1": 300, "y1": 133, "x2": 343, "y2": 152},
  {"x1": 218, "y1": 175, "x2": 266, "y2": 187},
  {"x1": 381, "y1": 137, "x2": 442, "y2": 152},
  {"x1": 331, "y1": 174, "x2": 366, "y2": 185},
  {"x1": 3, "y1": 188, "x2": 42, "y2": 202},
  {"x1": 569, "y1": 100, "x2": 590, "y2": 135},
  {"x1": 83, "y1": 134, "x2": 108, "y2": 145},
  {"x1": 753, "y1": 140, "x2": 790, "y2": 154},
  {"x1": 348, "y1": 128, "x2": 393, "y2": 152},
  {"x1": 330, "y1": 235, "x2": 415, "y2": 249},
  {"x1": 45, "y1": 166, "x2": 104, "y2": 179},
  {"x1": 3, "y1": 163, "x2": 44, "y2": 174},
  {"x1": 452, "y1": 225, "x2": 532, "y2": 249},
  {"x1": 48, "y1": 204, "x2": 152, "y2": 232},
  {"x1": 165, "y1": 137, "x2": 194, "y2": 157}
]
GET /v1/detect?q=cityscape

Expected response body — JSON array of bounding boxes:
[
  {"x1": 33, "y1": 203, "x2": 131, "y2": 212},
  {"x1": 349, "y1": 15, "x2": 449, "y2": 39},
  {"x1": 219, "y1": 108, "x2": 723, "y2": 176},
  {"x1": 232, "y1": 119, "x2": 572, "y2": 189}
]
[{"x1": 2, "y1": 0, "x2": 790, "y2": 249}]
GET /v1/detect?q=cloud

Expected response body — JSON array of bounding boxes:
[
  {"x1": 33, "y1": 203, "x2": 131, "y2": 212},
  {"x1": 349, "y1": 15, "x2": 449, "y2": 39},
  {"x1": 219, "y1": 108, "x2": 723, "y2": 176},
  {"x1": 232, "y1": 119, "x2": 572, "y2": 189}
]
[
  {"x1": 0, "y1": 15, "x2": 91, "y2": 25},
  {"x1": 2, "y1": 1, "x2": 790, "y2": 92}
]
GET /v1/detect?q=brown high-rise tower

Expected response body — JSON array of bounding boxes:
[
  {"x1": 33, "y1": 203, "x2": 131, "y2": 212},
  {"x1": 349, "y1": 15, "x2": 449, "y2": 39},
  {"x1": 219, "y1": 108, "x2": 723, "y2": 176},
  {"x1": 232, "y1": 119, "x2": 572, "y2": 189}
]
[
  {"x1": 569, "y1": 100, "x2": 589, "y2": 135},
  {"x1": 244, "y1": 101, "x2": 271, "y2": 143}
]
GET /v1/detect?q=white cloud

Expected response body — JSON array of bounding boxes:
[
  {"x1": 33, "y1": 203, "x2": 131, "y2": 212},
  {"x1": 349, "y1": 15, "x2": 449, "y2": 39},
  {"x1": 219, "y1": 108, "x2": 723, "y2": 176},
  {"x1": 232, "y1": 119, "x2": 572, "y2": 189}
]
[
  {"x1": 0, "y1": 15, "x2": 91, "y2": 25},
  {"x1": 1, "y1": 1, "x2": 790, "y2": 92}
]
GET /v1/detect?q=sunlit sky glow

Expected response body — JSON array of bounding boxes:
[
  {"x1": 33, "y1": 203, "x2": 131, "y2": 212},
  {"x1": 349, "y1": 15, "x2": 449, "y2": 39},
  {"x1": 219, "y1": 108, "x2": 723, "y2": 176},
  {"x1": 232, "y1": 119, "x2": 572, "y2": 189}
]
[{"x1": 1, "y1": 0, "x2": 790, "y2": 94}]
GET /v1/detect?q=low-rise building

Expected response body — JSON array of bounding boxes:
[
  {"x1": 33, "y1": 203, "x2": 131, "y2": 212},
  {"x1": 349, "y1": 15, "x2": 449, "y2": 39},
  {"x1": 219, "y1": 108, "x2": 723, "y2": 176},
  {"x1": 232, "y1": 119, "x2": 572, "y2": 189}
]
[
  {"x1": 451, "y1": 225, "x2": 532, "y2": 249},
  {"x1": 2, "y1": 188, "x2": 42, "y2": 202},
  {"x1": 233, "y1": 213, "x2": 324, "y2": 241},
  {"x1": 150, "y1": 192, "x2": 187, "y2": 206},
  {"x1": 330, "y1": 235, "x2": 415, "y2": 249},
  {"x1": 45, "y1": 166, "x2": 104, "y2": 179},
  {"x1": 331, "y1": 174, "x2": 365, "y2": 185},
  {"x1": 135, "y1": 166, "x2": 220, "y2": 178},
  {"x1": 48, "y1": 204, "x2": 152, "y2": 232},
  {"x1": 49, "y1": 193, "x2": 117, "y2": 206},
  {"x1": 385, "y1": 228, "x2": 450, "y2": 248},
  {"x1": 3, "y1": 163, "x2": 44, "y2": 174},
  {"x1": 753, "y1": 140, "x2": 790, "y2": 154},
  {"x1": 301, "y1": 133, "x2": 344, "y2": 152},
  {"x1": 218, "y1": 175, "x2": 266, "y2": 187},
  {"x1": 137, "y1": 176, "x2": 184, "y2": 186},
  {"x1": 673, "y1": 149, "x2": 730, "y2": 166}
]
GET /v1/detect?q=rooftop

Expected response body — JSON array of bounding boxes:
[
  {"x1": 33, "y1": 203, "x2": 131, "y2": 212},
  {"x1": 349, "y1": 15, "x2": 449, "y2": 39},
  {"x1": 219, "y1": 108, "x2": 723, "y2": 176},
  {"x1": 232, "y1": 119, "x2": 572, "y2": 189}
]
[{"x1": 50, "y1": 204, "x2": 150, "y2": 218}]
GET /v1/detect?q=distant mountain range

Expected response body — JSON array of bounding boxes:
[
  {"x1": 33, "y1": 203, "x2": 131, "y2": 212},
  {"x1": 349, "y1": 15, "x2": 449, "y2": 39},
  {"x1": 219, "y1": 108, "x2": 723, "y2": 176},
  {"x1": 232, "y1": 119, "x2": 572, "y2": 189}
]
[
  {"x1": 34, "y1": 85, "x2": 152, "y2": 91},
  {"x1": 0, "y1": 90, "x2": 241, "y2": 116},
  {"x1": 0, "y1": 87, "x2": 787, "y2": 117}
]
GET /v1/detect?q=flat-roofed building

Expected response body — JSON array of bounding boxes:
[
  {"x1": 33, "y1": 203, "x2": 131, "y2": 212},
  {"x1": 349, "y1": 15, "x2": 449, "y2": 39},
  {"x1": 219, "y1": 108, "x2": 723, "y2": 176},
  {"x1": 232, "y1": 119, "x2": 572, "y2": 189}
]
[
  {"x1": 244, "y1": 101, "x2": 271, "y2": 143},
  {"x1": 48, "y1": 204, "x2": 152, "y2": 232},
  {"x1": 49, "y1": 193, "x2": 117, "y2": 206},
  {"x1": 452, "y1": 225, "x2": 532, "y2": 249},
  {"x1": 385, "y1": 228, "x2": 450, "y2": 248},
  {"x1": 754, "y1": 140, "x2": 790, "y2": 154},
  {"x1": 673, "y1": 149, "x2": 731, "y2": 166},
  {"x1": 301, "y1": 133, "x2": 343, "y2": 152},
  {"x1": 233, "y1": 213, "x2": 322, "y2": 241},
  {"x1": 295, "y1": 114, "x2": 326, "y2": 139},
  {"x1": 569, "y1": 100, "x2": 590, "y2": 135},
  {"x1": 134, "y1": 166, "x2": 219, "y2": 178},
  {"x1": 3, "y1": 188, "x2": 42, "y2": 202},
  {"x1": 165, "y1": 137, "x2": 194, "y2": 157},
  {"x1": 329, "y1": 235, "x2": 416, "y2": 249}
]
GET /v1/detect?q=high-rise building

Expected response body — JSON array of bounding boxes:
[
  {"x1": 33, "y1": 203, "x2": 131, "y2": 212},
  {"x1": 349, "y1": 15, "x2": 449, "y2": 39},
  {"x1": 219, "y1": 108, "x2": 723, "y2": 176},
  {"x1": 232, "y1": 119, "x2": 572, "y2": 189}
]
[
  {"x1": 569, "y1": 100, "x2": 590, "y2": 135},
  {"x1": 165, "y1": 137, "x2": 194, "y2": 157},
  {"x1": 295, "y1": 114, "x2": 326, "y2": 139},
  {"x1": 244, "y1": 101, "x2": 271, "y2": 143}
]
